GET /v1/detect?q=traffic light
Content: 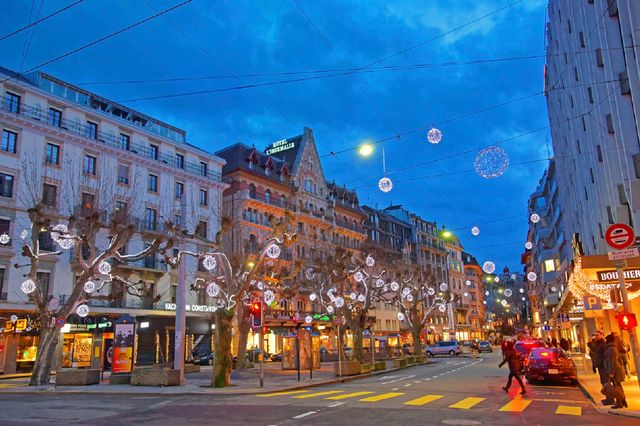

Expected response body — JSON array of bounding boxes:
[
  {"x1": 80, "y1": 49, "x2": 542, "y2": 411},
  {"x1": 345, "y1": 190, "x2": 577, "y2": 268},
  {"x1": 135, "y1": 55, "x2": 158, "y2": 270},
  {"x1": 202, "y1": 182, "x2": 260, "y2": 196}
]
[
  {"x1": 250, "y1": 301, "x2": 263, "y2": 327},
  {"x1": 615, "y1": 312, "x2": 637, "y2": 331}
]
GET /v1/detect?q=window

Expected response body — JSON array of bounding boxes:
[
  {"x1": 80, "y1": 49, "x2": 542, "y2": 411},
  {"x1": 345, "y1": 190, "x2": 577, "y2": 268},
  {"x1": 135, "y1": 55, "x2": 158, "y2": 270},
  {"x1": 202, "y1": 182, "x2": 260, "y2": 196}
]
[
  {"x1": 199, "y1": 189, "x2": 207, "y2": 206},
  {"x1": 83, "y1": 154, "x2": 97, "y2": 175},
  {"x1": 595, "y1": 48, "x2": 604, "y2": 67},
  {"x1": 3, "y1": 92, "x2": 20, "y2": 113},
  {"x1": 0, "y1": 219, "x2": 10, "y2": 245},
  {"x1": 200, "y1": 161, "x2": 208, "y2": 177},
  {"x1": 606, "y1": 114, "x2": 615, "y2": 134},
  {"x1": 248, "y1": 160, "x2": 255, "y2": 170},
  {"x1": 587, "y1": 87, "x2": 594, "y2": 104},
  {"x1": 175, "y1": 153, "x2": 184, "y2": 169},
  {"x1": 145, "y1": 207, "x2": 157, "y2": 231},
  {"x1": 86, "y1": 121, "x2": 97, "y2": 139},
  {"x1": 265, "y1": 189, "x2": 271, "y2": 204},
  {"x1": 1, "y1": 130, "x2": 17, "y2": 153},
  {"x1": 149, "y1": 144, "x2": 158, "y2": 160},
  {"x1": 148, "y1": 174, "x2": 158, "y2": 192},
  {"x1": 175, "y1": 182, "x2": 184, "y2": 199},
  {"x1": 37, "y1": 272, "x2": 51, "y2": 297},
  {"x1": 248, "y1": 184, "x2": 256, "y2": 198},
  {"x1": 198, "y1": 221, "x2": 207, "y2": 239},
  {"x1": 579, "y1": 31, "x2": 585, "y2": 48},
  {"x1": 596, "y1": 145, "x2": 603, "y2": 162},
  {"x1": 0, "y1": 173, "x2": 14, "y2": 198},
  {"x1": 115, "y1": 200, "x2": 127, "y2": 221},
  {"x1": 38, "y1": 231, "x2": 54, "y2": 252},
  {"x1": 47, "y1": 108, "x2": 61, "y2": 127},
  {"x1": 42, "y1": 183, "x2": 57, "y2": 207},
  {"x1": 0, "y1": 268, "x2": 5, "y2": 300},
  {"x1": 544, "y1": 259, "x2": 556, "y2": 272},
  {"x1": 117, "y1": 164, "x2": 129, "y2": 185},
  {"x1": 119, "y1": 133, "x2": 130, "y2": 151},
  {"x1": 45, "y1": 143, "x2": 60, "y2": 165},
  {"x1": 297, "y1": 300, "x2": 304, "y2": 312}
]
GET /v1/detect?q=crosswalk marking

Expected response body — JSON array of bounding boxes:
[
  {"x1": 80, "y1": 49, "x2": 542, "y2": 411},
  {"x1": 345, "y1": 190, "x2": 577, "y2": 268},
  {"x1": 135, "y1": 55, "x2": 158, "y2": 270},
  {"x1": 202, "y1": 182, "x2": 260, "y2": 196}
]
[
  {"x1": 293, "y1": 391, "x2": 344, "y2": 399},
  {"x1": 257, "y1": 390, "x2": 309, "y2": 397},
  {"x1": 0, "y1": 383, "x2": 27, "y2": 388},
  {"x1": 555, "y1": 405, "x2": 582, "y2": 416},
  {"x1": 449, "y1": 397, "x2": 485, "y2": 409},
  {"x1": 326, "y1": 391, "x2": 374, "y2": 400},
  {"x1": 499, "y1": 398, "x2": 532, "y2": 412},
  {"x1": 360, "y1": 392, "x2": 405, "y2": 402},
  {"x1": 403, "y1": 394, "x2": 444, "y2": 406}
]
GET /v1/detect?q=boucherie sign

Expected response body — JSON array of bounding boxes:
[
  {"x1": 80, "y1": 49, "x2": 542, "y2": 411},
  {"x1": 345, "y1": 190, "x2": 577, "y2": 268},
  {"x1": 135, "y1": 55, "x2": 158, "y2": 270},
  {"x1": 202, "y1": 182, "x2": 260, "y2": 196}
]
[{"x1": 593, "y1": 269, "x2": 640, "y2": 293}]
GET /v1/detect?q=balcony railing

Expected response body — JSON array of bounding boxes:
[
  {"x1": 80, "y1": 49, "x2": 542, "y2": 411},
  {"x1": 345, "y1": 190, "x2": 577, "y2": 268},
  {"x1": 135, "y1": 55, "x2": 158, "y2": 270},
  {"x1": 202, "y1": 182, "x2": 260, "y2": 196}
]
[
  {"x1": 1, "y1": 101, "x2": 221, "y2": 184},
  {"x1": 248, "y1": 192, "x2": 296, "y2": 211},
  {"x1": 335, "y1": 219, "x2": 364, "y2": 233}
]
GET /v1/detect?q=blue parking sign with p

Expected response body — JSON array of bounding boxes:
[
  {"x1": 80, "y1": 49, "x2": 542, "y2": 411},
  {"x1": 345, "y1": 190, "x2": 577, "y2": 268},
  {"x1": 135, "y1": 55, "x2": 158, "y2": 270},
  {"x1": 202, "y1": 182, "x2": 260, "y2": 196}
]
[{"x1": 583, "y1": 296, "x2": 602, "y2": 310}]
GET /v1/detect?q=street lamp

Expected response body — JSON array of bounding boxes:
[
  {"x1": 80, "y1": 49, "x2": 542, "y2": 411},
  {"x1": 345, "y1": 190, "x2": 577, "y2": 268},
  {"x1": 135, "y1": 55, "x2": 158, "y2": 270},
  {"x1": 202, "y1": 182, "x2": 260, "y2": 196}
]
[{"x1": 358, "y1": 143, "x2": 374, "y2": 157}]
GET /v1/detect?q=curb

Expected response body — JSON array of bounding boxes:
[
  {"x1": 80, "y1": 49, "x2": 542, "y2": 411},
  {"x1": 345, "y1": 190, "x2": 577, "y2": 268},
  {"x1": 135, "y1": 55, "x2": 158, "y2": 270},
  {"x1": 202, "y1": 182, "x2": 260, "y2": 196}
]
[
  {"x1": 577, "y1": 379, "x2": 640, "y2": 420},
  {"x1": 0, "y1": 361, "x2": 435, "y2": 397}
]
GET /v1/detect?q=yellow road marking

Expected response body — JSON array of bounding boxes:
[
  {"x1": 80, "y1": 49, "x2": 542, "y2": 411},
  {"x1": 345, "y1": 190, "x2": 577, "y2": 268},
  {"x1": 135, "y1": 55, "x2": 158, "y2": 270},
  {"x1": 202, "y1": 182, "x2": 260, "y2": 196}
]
[
  {"x1": 293, "y1": 390, "x2": 344, "y2": 399},
  {"x1": 326, "y1": 391, "x2": 374, "y2": 400},
  {"x1": 403, "y1": 394, "x2": 444, "y2": 406},
  {"x1": 360, "y1": 392, "x2": 405, "y2": 402},
  {"x1": 257, "y1": 390, "x2": 309, "y2": 397},
  {"x1": 555, "y1": 405, "x2": 582, "y2": 416},
  {"x1": 499, "y1": 398, "x2": 532, "y2": 412},
  {"x1": 449, "y1": 397, "x2": 486, "y2": 409}
]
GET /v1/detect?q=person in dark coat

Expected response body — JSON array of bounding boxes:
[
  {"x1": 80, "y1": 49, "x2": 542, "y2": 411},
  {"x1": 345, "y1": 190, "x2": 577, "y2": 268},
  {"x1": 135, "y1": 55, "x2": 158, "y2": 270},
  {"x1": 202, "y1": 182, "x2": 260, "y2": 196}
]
[
  {"x1": 499, "y1": 341, "x2": 526, "y2": 395},
  {"x1": 587, "y1": 334, "x2": 597, "y2": 373},
  {"x1": 592, "y1": 331, "x2": 607, "y2": 386},
  {"x1": 551, "y1": 337, "x2": 558, "y2": 348},
  {"x1": 559, "y1": 337, "x2": 570, "y2": 351},
  {"x1": 604, "y1": 334, "x2": 627, "y2": 408}
]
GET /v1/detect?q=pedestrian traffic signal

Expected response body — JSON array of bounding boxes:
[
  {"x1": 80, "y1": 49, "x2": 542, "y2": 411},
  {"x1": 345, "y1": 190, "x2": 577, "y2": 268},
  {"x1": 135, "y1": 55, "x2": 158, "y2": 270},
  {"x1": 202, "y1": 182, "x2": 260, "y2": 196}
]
[
  {"x1": 250, "y1": 301, "x2": 263, "y2": 327},
  {"x1": 615, "y1": 312, "x2": 637, "y2": 331}
]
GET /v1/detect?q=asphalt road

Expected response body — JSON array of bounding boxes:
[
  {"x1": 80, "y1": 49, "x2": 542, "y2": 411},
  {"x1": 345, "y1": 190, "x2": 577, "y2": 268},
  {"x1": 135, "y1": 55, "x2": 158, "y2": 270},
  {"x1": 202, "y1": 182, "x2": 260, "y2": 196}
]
[{"x1": 0, "y1": 351, "x2": 633, "y2": 425}]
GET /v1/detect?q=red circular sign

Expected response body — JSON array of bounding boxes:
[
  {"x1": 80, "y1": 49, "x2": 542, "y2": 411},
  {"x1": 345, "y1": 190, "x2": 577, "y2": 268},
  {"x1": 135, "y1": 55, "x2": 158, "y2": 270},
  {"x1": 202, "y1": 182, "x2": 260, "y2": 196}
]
[
  {"x1": 605, "y1": 223, "x2": 635, "y2": 250},
  {"x1": 55, "y1": 317, "x2": 66, "y2": 328}
]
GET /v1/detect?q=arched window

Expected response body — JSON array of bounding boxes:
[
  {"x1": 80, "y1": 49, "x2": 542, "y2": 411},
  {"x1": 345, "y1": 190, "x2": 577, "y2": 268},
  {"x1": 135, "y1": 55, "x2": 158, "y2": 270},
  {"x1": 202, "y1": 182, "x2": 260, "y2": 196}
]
[
  {"x1": 280, "y1": 195, "x2": 286, "y2": 207},
  {"x1": 248, "y1": 234, "x2": 257, "y2": 254},
  {"x1": 280, "y1": 299, "x2": 289, "y2": 312},
  {"x1": 297, "y1": 300, "x2": 305, "y2": 312},
  {"x1": 248, "y1": 184, "x2": 256, "y2": 198},
  {"x1": 265, "y1": 189, "x2": 271, "y2": 204}
]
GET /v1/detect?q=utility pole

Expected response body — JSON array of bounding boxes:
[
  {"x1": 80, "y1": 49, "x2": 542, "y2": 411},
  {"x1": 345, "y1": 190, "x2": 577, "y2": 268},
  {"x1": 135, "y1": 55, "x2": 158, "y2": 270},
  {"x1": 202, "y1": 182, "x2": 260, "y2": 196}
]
[
  {"x1": 616, "y1": 260, "x2": 640, "y2": 392},
  {"x1": 173, "y1": 196, "x2": 187, "y2": 385}
]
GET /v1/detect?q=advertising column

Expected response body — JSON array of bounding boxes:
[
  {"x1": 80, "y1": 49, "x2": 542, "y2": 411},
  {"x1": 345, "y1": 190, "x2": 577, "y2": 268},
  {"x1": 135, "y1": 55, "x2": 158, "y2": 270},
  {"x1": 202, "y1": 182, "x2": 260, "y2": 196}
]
[{"x1": 112, "y1": 315, "x2": 136, "y2": 376}]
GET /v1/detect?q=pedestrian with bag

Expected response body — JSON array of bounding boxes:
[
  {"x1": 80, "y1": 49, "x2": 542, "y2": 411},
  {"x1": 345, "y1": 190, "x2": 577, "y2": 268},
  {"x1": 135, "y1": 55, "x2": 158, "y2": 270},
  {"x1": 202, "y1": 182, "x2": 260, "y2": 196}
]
[
  {"x1": 499, "y1": 341, "x2": 526, "y2": 395},
  {"x1": 603, "y1": 333, "x2": 627, "y2": 408}
]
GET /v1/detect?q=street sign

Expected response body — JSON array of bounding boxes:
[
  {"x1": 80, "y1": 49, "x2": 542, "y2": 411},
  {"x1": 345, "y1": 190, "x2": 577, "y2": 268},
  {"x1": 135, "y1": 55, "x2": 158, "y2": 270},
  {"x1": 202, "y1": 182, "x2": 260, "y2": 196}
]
[
  {"x1": 608, "y1": 247, "x2": 640, "y2": 261},
  {"x1": 559, "y1": 313, "x2": 570, "y2": 322},
  {"x1": 583, "y1": 296, "x2": 604, "y2": 318},
  {"x1": 333, "y1": 316, "x2": 344, "y2": 326},
  {"x1": 55, "y1": 317, "x2": 66, "y2": 328},
  {"x1": 542, "y1": 325, "x2": 551, "y2": 331},
  {"x1": 605, "y1": 223, "x2": 635, "y2": 250}
]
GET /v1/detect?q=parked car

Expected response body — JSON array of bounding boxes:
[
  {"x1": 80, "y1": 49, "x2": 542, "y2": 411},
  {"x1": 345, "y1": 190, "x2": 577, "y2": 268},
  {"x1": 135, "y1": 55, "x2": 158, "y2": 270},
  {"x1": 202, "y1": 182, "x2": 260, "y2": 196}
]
[
  {"x1": 525, "y1": 347, "x2": 578, "y2": 385},
  {"x1": 514, "y1": 339, "x2": 546, "y2": 372},
  {"x1": 478, "y1": 341, "x2": 493, "y2": 353},
  {"x1": 193, "y1": 351, "x2": 214, "y2": 365},
  {"x1": 425, "y1": 341, "x2": 461, "y2": 357},
  {"x1": 270, "y1": 352, "x2": 283, "y2": 362},
  {"x1": 462, "y1": 340, "x2": 473, "y2": 347}
]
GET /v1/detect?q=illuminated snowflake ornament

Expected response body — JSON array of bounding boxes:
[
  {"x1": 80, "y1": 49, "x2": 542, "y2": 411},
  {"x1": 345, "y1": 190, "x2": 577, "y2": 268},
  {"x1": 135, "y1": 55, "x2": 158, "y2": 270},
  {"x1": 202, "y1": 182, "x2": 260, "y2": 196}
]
[
  {"x1": 20, "y1": 230, "x2": 28, "y2": 240},
  {"x1": 10, "y1": 314, "x2": 18, "y2": 322},
  {"x1": 76, "y1": 304, "x2": 90, "y2": 318},
  {"x1": 202, "y1": 255, "x2": 216, "y2": 271},
  {"x1": 522, "y1": 297, "x2": 526, "y2": 301},
  {"x1": 98, "y1": 261, "x2": 112, "y2": 275},
  {"x1": 21, "y1": 279, "x2": 36, "y2": 294},
  {"x1": 504, "y1": 289, "x2": 512, "y2": 297},
  {"x1": 527, "y1": 272, "x2": 537, "y2": 281},
  {"x1": 511, "y1": 273, "x2": 518, "y2": 280},
  {"x1": 264, "y1": 290, "x2": 275, "y2": 305},
  {"x1": 525, "y1": 241, "x2": 533, "y2": 250},
  {"x1": 501, "y1": 300, "x2": 508, "y2": 306},
  {"x1": 357, "y1": 294, "x2": 365, "y2": 302},
  {"x1": 439, "y1": 282, "x2": 449, "y2": 292},
  {"x1": 397, "y1": 312, "x2": 405, "y2": 321},
  {"x1": 519, "y1": 288, "x2": 525, "y2": 293},
  {"x1": 465, "y1": 280, "x2": 471, "y2": 286},
  {"x1": 495, "y1": 277, "x2": 500, "y2": 283},
  {"x1": 257, "y1": 281, "x2": 264, "y2": 290},
  {"x1": 310, "y1": 293, "x2": 317, "y2": 302},
  {"x1": 463, "y1": 292, "x2": 469, "y2": 297},
  {"x1": 206, "y1": 283, "x2": 221, "y2": 297},
  {"x1": 485, "y1": 291, "x2": 489, "y2": 296},
  {"x1": 551, "y1": 286, "x2": 557, "y2": 292},
  {"x1": 0, "y1": 233, "x2": 9, "y2": 245},
  {"x1": 427, "y1": 287, "x2": 436, "y2": 296},
  {"x1": 427, "y1": 127, "x2": 443, "y2": 144},
  {"x1": 438, "y1": 304, "x2": 447, "y2": 313},
  {"x1": 353, "y1": 271, "x2": 364, "y2": 282},
  {"x1": 265, "y1": 244, "x2": 281, "y2": 259},
  {"x1": 83, "y1": 281, "x2": 96, "y2": 293},
  {"x1": 334, "y1": 297, "x2": 345, "y2": 308},
  {"x1": 390, "y1": 281, "x2": 400, "y2": 292},
  {"x1": 483, "y1": 300, "x2": 487, "y2": 305},
  {"x1": 378, "y1": 177, "x2": 393, "y2": 193},
  {"x1": 482, "y1": 261, "x2": 496, "y2": 274},
  {"x1": 327, "y1": 306, "x2": 334, "y2": 314},
  {"x1": 530, "y1": 213, "x2": 540, "y2": 224},
  {"x1": 305, "y1": 268, "x2": 316, "y2": 280},
  {"x1": 58, "y1": 238, "x2": 75, "y2": 250},
  {"x1": 406, "y1": 294, "x2": 414, "y2": 302},
  {"x1": 475, "y1": 146, "x2": 509, "y2": 179},
  {"x1": 365, "y1": 255, "x2": 375, "y2": 267},
  {"x1": 305, "y1": 315, "x2": 313, "y2": 324},
  {"x1": 471, "y1": 226, "x2": 480, "y2": 236},
  {"x1": 51, "y1": 224, "x2": 68, "y2": 241}
]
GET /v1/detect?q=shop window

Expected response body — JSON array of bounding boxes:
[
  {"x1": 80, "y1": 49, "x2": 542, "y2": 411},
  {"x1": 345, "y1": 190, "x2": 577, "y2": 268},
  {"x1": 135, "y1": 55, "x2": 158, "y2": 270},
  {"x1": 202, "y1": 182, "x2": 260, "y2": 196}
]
[{"x1": 0, "y1": 268, "x2": 5, "y2": 300}]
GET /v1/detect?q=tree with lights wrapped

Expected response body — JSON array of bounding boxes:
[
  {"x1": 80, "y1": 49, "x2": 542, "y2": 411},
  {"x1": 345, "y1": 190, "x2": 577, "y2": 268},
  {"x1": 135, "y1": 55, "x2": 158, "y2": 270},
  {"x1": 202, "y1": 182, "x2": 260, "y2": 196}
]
[
  {"x1": 1, "y1": 205, "x2": 167, "y2": 386},
  {"x1": 169, "y1": 212, "x2": 298, "y2": 387}
]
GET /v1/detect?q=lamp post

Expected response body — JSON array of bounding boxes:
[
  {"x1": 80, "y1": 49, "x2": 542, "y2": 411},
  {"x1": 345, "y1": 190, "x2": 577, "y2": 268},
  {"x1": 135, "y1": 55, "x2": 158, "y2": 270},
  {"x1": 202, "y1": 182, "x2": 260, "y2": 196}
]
[{"x1": 173, "y1": 196, "x2": 187, "y2": 385}]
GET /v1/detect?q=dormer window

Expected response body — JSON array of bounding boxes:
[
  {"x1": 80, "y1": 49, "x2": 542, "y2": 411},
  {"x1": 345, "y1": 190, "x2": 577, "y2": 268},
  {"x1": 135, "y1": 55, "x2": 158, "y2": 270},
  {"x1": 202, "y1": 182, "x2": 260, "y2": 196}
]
[
  {"x1": 279, "y1": 172, "x2": 285, "y2": 182},
  {"x1": 265, "y1": 167, "x2": 270, "y2": 176},
  {"x1": 248, "y1": 160, "x2": 255, "y2": 170}
]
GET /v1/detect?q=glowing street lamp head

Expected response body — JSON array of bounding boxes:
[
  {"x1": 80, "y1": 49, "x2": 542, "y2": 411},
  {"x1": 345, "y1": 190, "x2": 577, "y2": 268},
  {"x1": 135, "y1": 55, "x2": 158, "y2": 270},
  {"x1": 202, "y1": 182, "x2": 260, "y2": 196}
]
[
  {"x1": 358, "y1": 143, "x2": 374, "y2": 157},
  {"x1": 442, "y1": 230, "x2": 452, "y2": 238}
]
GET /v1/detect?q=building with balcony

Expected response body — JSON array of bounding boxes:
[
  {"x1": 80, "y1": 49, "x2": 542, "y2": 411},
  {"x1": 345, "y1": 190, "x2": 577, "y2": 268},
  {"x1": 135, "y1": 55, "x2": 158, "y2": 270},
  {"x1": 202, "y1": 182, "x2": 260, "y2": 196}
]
[
  {"x1": 216, "y1": 128, "x2": 368, "y2": 354},
  {"x1": 0, "y1": 66, "x2": 226, "y2": 374},
  {"x1": 461, "y1": 252, "x2": 487, "y2": 340}
]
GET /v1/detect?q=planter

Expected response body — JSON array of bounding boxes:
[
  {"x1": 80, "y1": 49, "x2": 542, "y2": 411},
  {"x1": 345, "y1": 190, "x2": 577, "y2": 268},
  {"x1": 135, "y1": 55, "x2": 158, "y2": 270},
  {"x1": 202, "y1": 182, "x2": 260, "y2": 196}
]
[
  {"x1": 374, "y1": 361, "x2": 386, "y2": 371},
  {"x1": 334, "y1": 360, "x2": 361, "y2": 376},
  {"x1": 109, "y1": 374, "x2": 131, "y2": 385},
  {"x1": 416, "y1": 355, "x2": 428, "y2": 364},
  {"x1": 131, "y1": 367, "x2": 181, "y2": 386},
  {"x1": 392, "y1": 358, "x2": 407, "y2": 368},
  {"x1": 184, "y1": 364, "x2": 200, "y2": 374},
  {"x1": 55, "y1": 368, "x2": 100, "y2": 386},
  {"x1": 406, "y1": 356, "x2": 415, "y2": 364},
  {"x1": 360, "y1": 363, "x2": 373, "y2": 374}
]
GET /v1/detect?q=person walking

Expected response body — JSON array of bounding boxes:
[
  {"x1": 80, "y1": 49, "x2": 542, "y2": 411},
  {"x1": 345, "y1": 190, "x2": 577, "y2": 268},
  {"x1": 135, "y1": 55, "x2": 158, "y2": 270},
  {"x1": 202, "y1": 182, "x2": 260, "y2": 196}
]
[
  {"x1": 592, "y1": 331, "x2": 608, "y2": 388},
  {"x1": 587, "y1": 334, "x2": 597, "y2": 373},
  {"x1": 559, "y1": 337, "x2": 570, "y2": 351},
  {"x1": 499, "y1": 341, "x2": 526, "y2": 395},
  {"x1": 604, "y1": 334, "x2": 627, "y2": 408}
]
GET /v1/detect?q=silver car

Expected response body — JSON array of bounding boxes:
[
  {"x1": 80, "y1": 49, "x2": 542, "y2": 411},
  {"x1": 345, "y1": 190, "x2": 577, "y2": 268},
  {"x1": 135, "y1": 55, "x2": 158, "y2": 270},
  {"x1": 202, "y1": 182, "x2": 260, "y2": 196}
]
[{"x1": 425, "y1": 340, "x2": 461, "y2": 357}]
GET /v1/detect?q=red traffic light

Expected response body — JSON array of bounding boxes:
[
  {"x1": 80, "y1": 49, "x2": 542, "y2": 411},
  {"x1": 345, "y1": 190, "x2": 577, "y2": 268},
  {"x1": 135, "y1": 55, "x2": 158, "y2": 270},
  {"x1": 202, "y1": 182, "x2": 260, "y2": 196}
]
[
  {"x1": 615, "y1": 312, "x2": 637, "y2": 330},
  {"x1": 251, "y1": 302, "x2": 260, "y2": 312}
]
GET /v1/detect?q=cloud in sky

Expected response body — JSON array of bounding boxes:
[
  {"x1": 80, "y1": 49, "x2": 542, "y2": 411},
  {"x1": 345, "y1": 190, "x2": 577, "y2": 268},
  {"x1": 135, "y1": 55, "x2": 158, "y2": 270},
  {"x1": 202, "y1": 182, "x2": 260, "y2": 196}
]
[{"x1": 0, "y1": 0, "x2": 550, "y2": 271}]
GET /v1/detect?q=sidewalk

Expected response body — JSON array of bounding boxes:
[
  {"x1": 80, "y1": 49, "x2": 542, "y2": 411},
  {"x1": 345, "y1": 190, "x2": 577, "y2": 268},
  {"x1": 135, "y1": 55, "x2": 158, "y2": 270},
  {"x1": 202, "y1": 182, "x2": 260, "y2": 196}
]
[
  {"x1": 0, "y1": 359, "x2": 430, "y2": 396},
  {"x1": 573, "y1": 353, "x2": 640, "y2": 419}
]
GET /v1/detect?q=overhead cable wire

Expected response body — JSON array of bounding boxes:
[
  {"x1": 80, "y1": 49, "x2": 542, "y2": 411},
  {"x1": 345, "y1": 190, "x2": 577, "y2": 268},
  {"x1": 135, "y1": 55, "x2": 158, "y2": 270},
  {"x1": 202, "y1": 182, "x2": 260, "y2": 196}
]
[{"x1": 0, "y1": 0, "x2": 84, "y2": 42}]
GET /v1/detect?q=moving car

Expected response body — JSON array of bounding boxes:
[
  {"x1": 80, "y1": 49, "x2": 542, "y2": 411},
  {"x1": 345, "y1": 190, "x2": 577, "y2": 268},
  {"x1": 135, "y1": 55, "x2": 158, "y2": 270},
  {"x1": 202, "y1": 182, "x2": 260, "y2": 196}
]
[
  {"x1": 425, "y1": 340, "x2": 461, "y2": 357},
  {"x1": 193, "y1": 351, "x2": 214, "y2": 365},
  {"x1": 525, "y1": 347, "x2": 578, "y2": 384},
  {"x1": 478, "y1": 341, "x2": 493, "y2": 353},
  {"x1": 514, "y1": 339, "x2": 546, "y2": 371}
]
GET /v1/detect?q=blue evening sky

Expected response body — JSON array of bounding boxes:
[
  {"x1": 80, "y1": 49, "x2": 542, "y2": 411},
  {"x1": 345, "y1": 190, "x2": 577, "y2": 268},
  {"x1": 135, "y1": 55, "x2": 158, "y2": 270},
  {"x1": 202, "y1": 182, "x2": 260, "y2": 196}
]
[{"x1": 0, "y1": 0, "x2": 550, "y2": 272}]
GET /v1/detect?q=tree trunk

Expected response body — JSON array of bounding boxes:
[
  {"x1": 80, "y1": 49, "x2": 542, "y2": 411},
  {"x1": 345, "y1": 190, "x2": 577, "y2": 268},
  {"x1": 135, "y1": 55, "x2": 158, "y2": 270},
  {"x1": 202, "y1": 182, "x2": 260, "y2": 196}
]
[
  {"x1": 235, "y1": 304, "x2": 250, "y2": 369},
  {"x1": 411, "y1": 327, "x2": 422, "y2": 356},
  {"x1": 30, "y1": 320, "x2": 59, "y2": 386},
  {"x1": 352, "y1": 326, "x2": 364, "y2": 363},
  {"x1": 212, "y1": 308, "x2": 234, "y2": 387}
]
